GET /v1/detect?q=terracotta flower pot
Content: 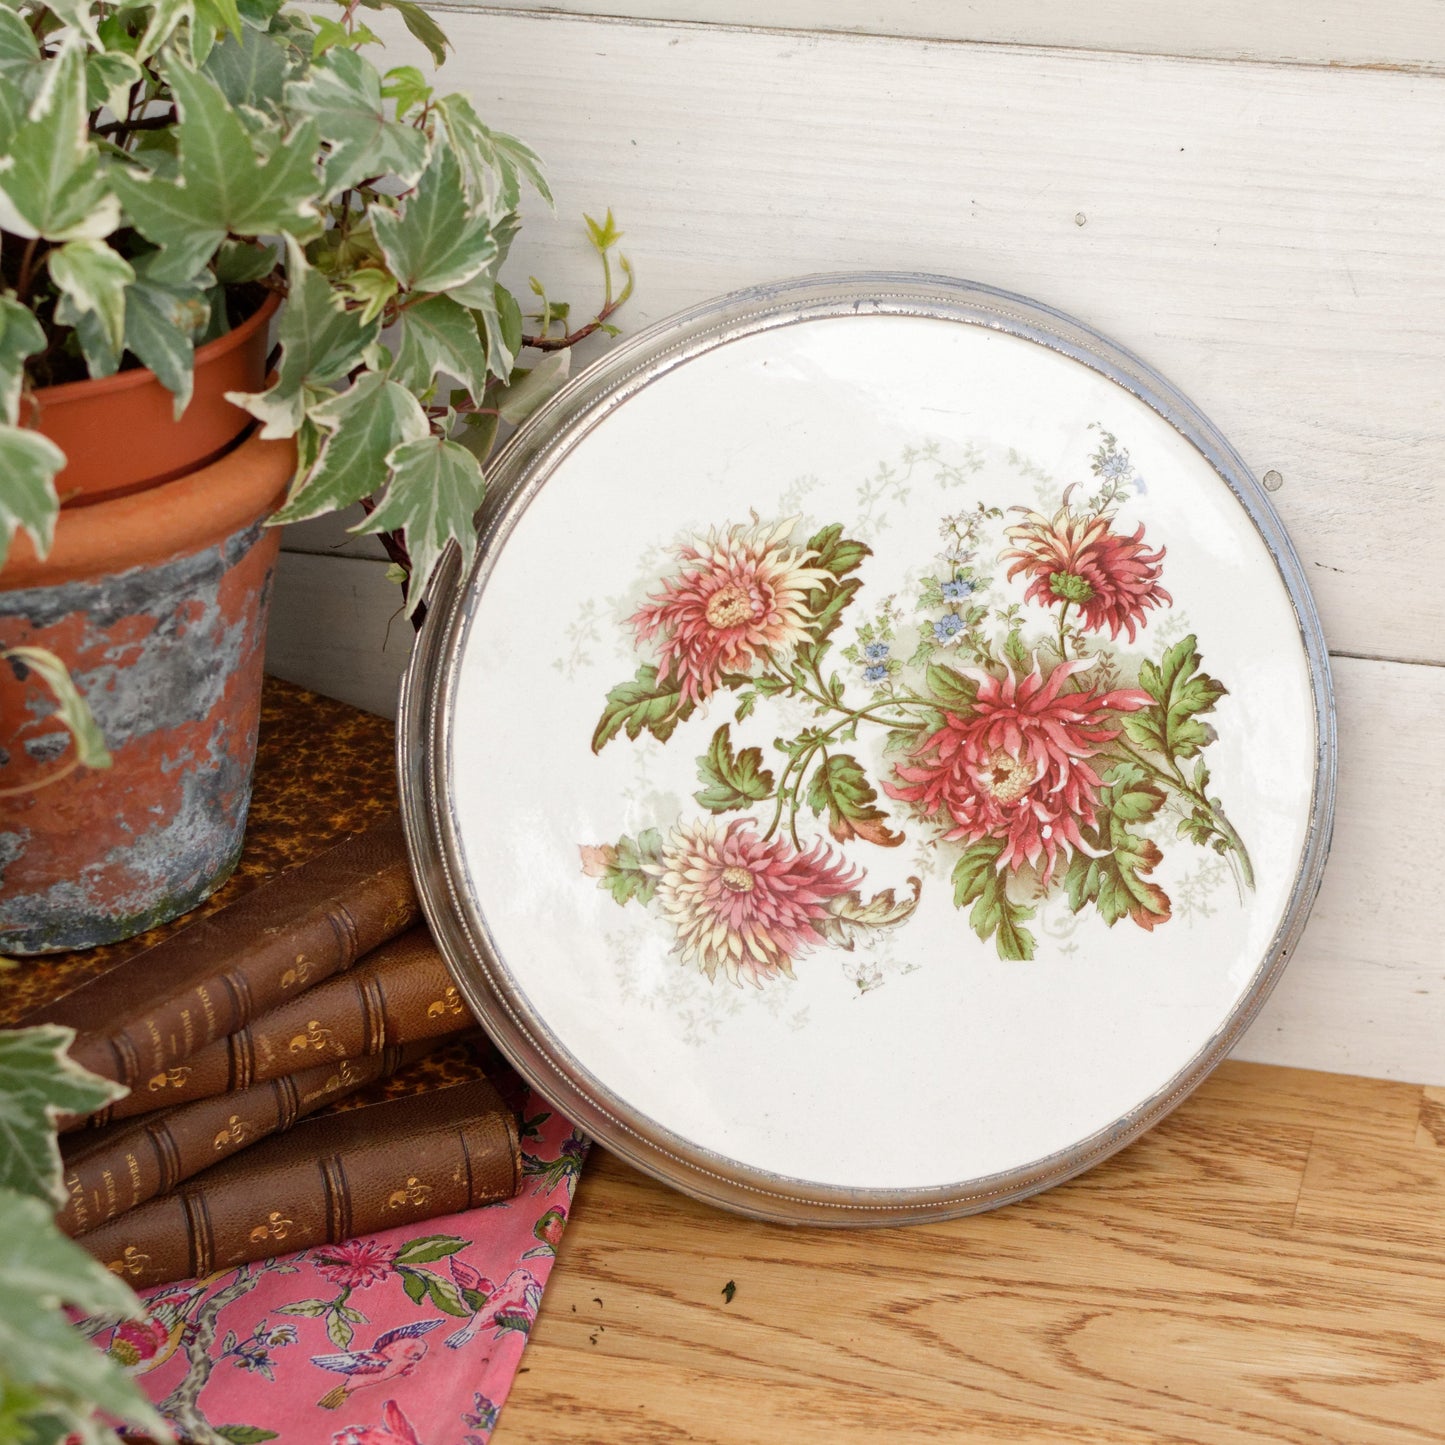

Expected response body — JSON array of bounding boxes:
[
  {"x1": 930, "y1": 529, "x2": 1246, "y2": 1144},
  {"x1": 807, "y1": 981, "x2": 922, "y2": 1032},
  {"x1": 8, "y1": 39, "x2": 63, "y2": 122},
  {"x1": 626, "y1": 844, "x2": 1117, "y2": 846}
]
[
  {"x1": 28, "y1": 291, "x2": 280, "y2": 507},
  {"x1": 0, "y1": 428, "x2": 295, "y2": 953}
]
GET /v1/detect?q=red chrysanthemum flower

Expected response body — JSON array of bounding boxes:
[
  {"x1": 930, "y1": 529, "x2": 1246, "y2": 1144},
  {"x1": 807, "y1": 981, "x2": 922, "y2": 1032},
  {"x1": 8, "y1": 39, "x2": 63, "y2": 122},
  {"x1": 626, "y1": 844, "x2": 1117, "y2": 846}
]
[
  {"x1": 644, "y1": 819, "x2": 861, "y2": 987},
  {"x1": 632, "y1": 517, "x2": 831, "y2": 704},
  {"x1": 313, "y1": 1238, "x2": 399, "y2": 1290},
  {"x1": 886, "y1": 658, "x2": 1151, "y2": 883},
  {"x1": 1002, "y1": 507, "x2": 1170, "y2": 641}
]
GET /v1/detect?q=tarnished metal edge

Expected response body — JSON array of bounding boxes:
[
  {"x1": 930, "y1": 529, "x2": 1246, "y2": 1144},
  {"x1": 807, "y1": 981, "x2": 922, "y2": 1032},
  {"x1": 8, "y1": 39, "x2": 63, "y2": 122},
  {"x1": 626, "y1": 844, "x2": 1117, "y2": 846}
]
[{"x1": 399, "y1": 272, "x2": 1337, "y2": 1227}]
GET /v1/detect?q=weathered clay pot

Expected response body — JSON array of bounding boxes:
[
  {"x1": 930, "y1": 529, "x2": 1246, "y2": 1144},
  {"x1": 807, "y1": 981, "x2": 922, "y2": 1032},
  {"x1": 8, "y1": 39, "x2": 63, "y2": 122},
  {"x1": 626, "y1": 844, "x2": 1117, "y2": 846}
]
[
  {"x1": 28, "y1": 291, "x2": 280, "y2": 507},
  {"x1": 0, "y1": 430, "x2": 294, "y2": 953}
]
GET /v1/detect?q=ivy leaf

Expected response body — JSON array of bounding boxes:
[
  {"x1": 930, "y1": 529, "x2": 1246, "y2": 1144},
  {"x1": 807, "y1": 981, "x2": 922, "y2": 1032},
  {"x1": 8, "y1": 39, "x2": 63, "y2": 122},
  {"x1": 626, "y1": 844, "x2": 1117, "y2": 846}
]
[
  {"x1": 285, "y1": 46, "x2": 430, "y2": 197},
  {"x1": 0, "y1": 6, "x2": 41, "y2": 95},
  {"x1": 358, "y1": 434, "x2": 486, "y2": 614},
  {"x1": 380, "y1": 64, "x2": 430, "y2": 121},
  {"x1": 0, "y1": 1027, "x2": 125, "y2": 1206},
  {"x1": 1065, "y1": 763, "x2": 1171, "y2": 931},
  {"x1": 228, "y1": 237, "x2": 380, "y2": 438},
  {"x1": 1124, "y1": 634, "x2": 1227, "y2": 761},
  {"x1": 203, "y1": 22, "x2": 291, "y2": 117},
  {"x1": 591, "y1": 662, "x2": 694, "y2": 752},
  {"x1": 123, "y1": 261, "x2": 211, "y2": 419},
  {"x1": 271, "y1": 373, "x2": 428, "y2": 525},
  {"x1": 214, "y1": 239, "x2": 278, "y2": 287},
  {"x1": 813, "y1": 876, "x2": 922, "y2": 949},
  {"x1": 392, "y1": 295, "x2": 490, "y2": 401},
  {"x1": 0, "y1": 427, "x2": 65, "y2": 571},
  {"x1": 394, "y1": 1233, "x2": 468, "y2": 1265},
  {"x1": 0, "y1": 36, "x2": 120, "y2": 242},
  {"x1": 85, "y1": 50, "x2": 144, "y2": 120},
  {"x1": 495, "y1": 350, "x2": 571, "y2": 425},
  {"x1": 694, "y1": 724, "x2": 775, "y2": 813},
  {"x1": 357, "y1": 0, "x2": 451, "y2": 66},
  {"x1": 925, "y1": 662, "x2": 978, "y2": 713},
  {"x1": 579, "y1": 829, "x2": 664, "y2": 908},
  {"x1": 951, "y1": 840, "x2": 1036, "y2": 961},
  {"x1": 48, "y1": 239, "x2": 135, "y2": 366},
  {"x1": 433, "y1": 92, "x2": 549, "y2": 212},
  {"x1": 372, "y1": 145, "x2": 499, "y2": 293},
  {"x1": 0, "y1": 295, "x2": 46, "y2": 426},
  {"x1": 1, "y1": 647, "x2": 111, "y2": 772},
  {"x1": 584, "y1": 207, "x2": 623, "y2": 253},
  {"x1": 462, "y1": 279, "x2": 521, "y2": 382},
  {"x1": 0, "y1": 1194, "x2": 167, "y2": 1440},
  {"x1": 805, "y1": 753, "x2": 902, "y2": 848},
  {"x1": 111, "y1": 64, "x2": 321, "y2": 284}
]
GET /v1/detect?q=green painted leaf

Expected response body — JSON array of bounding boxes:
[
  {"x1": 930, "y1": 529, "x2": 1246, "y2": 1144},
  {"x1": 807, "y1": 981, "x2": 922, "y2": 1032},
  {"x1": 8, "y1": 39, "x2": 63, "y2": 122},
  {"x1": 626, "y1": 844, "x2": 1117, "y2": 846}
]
[
  {"x1": 271, "y1": 373, "x2": 428, "y2": 524},
  {"x1": 372, "y1": 145, "x2": 498, "y2": 293},
  {"x1": 392, "y1": 295, "x2": 490, "y2": 401},
  {"x1": 813, "y1": 876, "x2": 922, "y2": 949},
  {"x1": 228, "y1": 237, "x2": 380, "y2": 438},
  {"x1": 951, "y1": 840, "x2": 1036, "y2": 960},
  {"x1": 0, "y1": 1026, "x2": 125, "y2": 1206},
  {"x1": 111, "y1": 64, "x2": 321, "y2": 284},
  {"x1": 495, "y1": 349, "x2": 570, "y2": 425},
  {"x1": 805, "y1": 523, "x2": 871, "y2": 579},
  {"x1": 424, "y1": 1273, "x2": 471, "y2": 1317},
  {"x1": 694, "y1": 724, "x2": 775, "y2": 813},
  {"x1": 49, "y1": 239, "x2": 135, "y2": 362},
  {"x1": 1064, "y1": 763, "x2": 1171, "y2": 930},
  {"x1": 358, "y1": 434, "x2": 486, "y2": 614},
  {"x1": 216, "y1": 1426, "x2": 280, "y2": 1444},
  {"x1": 805, "y1": 752, "x2": 902, "y2": 847},
  {"x1": 580, "y1": 829, "x2": 664, "y2": 907},
  {"x1": 925, "y1": 662, "x2": 978, "y2": 713},
  {"x1": 400, "y1": 1267, "x2": 428, "y2": 1305},
  {"x1": 394, "y1": 1233, "x2": 468, "y2": 1264},
  {"x1": 325, "y1": 1308, "x2": 353, "y2": 1349},
  {"x1": 0, "y1": 427, "x2": 65, "y2": 570},
  {"x1": 591, "y1": 662, "x2": 694, "y2": 752},
  {"x1": 285, "y1": 46, "x2": 430, "y2": 197},
  {"x1": 1124, "y1": 633, "x2": 1227, "y2": 761},
  {"x1": 275, "y1": 1298, "x2": 330, "y2": 1317},
  {"x1": 0, "y1": 295, "x2": 46, "y2": 425},
  {"x1": 0, "y1": 37, "x2": 120, "y2": 242}
]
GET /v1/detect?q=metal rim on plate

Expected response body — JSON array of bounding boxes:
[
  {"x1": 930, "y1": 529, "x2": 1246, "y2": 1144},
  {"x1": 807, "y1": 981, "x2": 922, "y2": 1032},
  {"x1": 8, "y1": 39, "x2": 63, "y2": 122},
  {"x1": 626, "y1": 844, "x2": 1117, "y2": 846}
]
[{"x1": 398, "y1": 273, "x2": 1337, "y2": 1226}]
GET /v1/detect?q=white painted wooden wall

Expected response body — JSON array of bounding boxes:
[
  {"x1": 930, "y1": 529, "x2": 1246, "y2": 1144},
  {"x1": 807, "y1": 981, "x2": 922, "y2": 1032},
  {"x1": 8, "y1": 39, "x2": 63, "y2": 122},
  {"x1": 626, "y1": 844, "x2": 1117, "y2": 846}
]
[{"x1": 266, "y1": 2, "x2": 1445, "y2": 1086}]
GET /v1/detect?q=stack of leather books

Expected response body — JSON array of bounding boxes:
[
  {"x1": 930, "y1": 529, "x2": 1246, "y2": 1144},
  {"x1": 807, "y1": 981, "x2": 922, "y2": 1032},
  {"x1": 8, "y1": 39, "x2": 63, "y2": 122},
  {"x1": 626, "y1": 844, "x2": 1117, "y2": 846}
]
[{"x1": 8, "y1": 684, "x2": 524, "y2": 1291}]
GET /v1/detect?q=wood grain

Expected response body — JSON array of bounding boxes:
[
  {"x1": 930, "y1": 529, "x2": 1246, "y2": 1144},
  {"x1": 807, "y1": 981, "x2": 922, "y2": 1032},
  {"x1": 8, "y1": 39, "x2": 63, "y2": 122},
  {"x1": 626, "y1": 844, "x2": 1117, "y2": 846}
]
[
  {"x1": 495, "y1": 1060, "x2": 1445, "y2": 1444},
  {"x1": 446, "y1": 1, "x2": 1445, "y2": 72}
]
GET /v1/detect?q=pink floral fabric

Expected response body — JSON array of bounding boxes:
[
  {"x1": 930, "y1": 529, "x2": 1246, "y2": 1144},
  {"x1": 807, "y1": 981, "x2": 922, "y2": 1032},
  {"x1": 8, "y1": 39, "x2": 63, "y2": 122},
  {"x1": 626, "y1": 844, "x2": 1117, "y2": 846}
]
[{"x1": 88, "y1": 1091, "x2": 586, "y2": 1445}]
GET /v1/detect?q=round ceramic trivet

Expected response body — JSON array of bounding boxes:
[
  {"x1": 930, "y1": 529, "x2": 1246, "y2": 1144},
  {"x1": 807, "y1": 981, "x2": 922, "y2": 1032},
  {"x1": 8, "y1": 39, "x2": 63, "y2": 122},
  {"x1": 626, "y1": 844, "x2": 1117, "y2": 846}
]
[{"x1": 399, "y1": 274, "x2": 1335, "y2": 1225}]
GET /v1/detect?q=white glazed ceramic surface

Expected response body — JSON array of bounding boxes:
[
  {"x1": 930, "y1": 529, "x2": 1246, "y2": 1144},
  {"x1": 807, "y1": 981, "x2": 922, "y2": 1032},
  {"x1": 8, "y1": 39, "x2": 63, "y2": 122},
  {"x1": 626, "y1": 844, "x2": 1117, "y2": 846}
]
[{"x1": 413, "y1": 273, "x2": 1335, "y2": 1219}]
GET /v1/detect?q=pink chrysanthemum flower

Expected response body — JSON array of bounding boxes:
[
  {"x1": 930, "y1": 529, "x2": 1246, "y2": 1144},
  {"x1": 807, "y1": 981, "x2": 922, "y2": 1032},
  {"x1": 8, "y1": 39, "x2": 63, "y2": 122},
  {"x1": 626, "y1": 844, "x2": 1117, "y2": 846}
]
[
  {"x1": 312, "y1": 1238, "x2": 399, "y2": 1290},
  {"x1": 632, "y1": 517, "x2": 832, "y2": 704},
  {"x1": 886, "y1": 658, "x2": 1151, "y2": 883},
  {"x1": 644, "y1": 819, "x2": 860, "y2": 987},
  {"x1": 1002, "y1": 507, "x2": 1170, "y2": 641}
]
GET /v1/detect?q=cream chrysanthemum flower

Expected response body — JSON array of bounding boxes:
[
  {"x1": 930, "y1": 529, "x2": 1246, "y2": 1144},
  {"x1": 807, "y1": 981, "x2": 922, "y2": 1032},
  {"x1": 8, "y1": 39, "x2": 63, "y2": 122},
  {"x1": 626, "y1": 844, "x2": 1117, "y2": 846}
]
[
  {"x1": 631, "y1": 516, "x2": 832, "y2": 703},
  {"x1": 644, "y1": 818, "x2": 860, "y2": 987}
]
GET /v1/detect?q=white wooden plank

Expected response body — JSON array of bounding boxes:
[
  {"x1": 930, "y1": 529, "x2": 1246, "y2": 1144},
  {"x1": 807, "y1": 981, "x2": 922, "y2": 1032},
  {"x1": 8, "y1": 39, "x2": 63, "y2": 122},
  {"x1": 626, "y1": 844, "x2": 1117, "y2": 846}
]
[
  {"x1": 263, "y1": 553, "x2": 1445, "y2": 1087},
  {"x1": 349, "y1": 9, "x2": 1445, "y2": 666},
  {"x1": 264, "y1": 552, "x2": 415, "y2": 718},
  {"x1": 445, "y1": 0, "x2": 1445, "y2": 73}
]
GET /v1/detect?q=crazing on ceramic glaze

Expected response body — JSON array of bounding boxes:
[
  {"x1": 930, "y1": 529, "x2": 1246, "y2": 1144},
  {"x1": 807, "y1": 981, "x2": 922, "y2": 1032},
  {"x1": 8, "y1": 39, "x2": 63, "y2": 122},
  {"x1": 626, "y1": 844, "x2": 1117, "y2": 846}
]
[{"x1": 580, "y1": 428, "x2": 1253, "y2": 980}]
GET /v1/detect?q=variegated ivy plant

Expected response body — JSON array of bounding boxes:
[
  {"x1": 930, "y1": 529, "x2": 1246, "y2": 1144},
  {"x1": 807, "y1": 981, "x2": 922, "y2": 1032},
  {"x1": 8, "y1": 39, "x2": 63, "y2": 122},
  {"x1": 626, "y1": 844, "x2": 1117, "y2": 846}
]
[{"x1": 0, "y1": 0, "x2": 632, "y2": 611}]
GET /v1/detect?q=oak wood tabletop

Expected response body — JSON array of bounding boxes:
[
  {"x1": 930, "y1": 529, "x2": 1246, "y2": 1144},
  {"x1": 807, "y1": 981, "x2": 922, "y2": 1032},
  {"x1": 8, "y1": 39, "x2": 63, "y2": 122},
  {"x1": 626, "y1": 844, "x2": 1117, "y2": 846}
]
[{"x1": 496, "y1": 1060, "x2": 1445, "y2": 1443}]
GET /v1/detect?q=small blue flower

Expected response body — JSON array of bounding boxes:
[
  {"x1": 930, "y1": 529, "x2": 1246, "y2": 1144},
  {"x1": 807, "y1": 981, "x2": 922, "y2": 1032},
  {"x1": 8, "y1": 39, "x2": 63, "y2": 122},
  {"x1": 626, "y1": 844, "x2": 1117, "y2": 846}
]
[
  {"x1": 1100, "y1": 453, "x2": 1130, "y2": 480},
  {"x1": 940, "y1": 578, "x2": 974, "y2": 601},
  {"x1": 933, "y1": 614, "x2": 964, "y2": 642},
  {"x1": 863, "y1": 641, "x2": 890, "y2": 661},
  {"x1": 863, "y1": 663, "x2": 888, "y2": 683}
]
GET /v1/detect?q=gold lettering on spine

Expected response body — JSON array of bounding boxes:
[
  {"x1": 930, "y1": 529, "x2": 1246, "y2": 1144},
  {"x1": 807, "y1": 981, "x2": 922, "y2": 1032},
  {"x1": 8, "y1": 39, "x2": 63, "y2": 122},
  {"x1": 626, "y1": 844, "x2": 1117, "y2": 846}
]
[{"x1": 195, "y1": 983, "x2": 218, "y2": 1033}]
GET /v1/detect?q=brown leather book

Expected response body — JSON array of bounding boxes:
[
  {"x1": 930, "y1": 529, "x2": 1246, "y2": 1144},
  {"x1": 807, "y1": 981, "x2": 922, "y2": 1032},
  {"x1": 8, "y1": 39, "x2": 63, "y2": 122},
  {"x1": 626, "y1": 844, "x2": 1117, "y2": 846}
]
[
  {"x1": 78, "y1": 1079, "x2": 522, "y2": 1289},
  {"x1": 76, "y1": 926, "x2": 473, "y2": 1130},
  {"x1": 24, "y1": 816, "x2": 420, "y2": 1091},
  {"x1": 57, "y1": 1042, "x2": 435, "y2": 1237}
]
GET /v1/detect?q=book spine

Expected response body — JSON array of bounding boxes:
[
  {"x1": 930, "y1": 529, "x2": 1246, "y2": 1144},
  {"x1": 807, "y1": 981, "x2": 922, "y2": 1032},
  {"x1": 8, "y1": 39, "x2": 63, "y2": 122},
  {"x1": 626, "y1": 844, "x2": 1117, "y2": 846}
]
[
  {"x1": 78, "y1": 1081, "x2": 521, "y2": 1290},
  {"x1": 56, "y1": 1048, "x2": 412, "y2": 1238},
  {"x1": 81, "y1": 928, "x2": 471, "y2": 1129},
  {"x1": 38, "y1": 819, "x2": 419, "y2": 1091}
]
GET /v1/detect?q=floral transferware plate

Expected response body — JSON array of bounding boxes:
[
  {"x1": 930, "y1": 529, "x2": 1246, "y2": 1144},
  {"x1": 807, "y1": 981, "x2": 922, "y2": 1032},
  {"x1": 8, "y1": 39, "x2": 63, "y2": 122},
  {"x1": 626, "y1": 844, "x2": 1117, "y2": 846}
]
[{"x1": 400, "y1": 275, "x2": 1335, "y2": 1225}]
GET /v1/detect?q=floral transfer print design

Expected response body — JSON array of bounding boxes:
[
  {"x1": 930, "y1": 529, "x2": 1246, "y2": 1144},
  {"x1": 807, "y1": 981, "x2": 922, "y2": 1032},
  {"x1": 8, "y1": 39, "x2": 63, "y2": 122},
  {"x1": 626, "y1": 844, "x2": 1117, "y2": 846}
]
[
  {"x1": 83, "y1": 1089, "x2": 583, "y2": 1445},
  {"x1": 582, "y1": 431, "x2": 1253, "y2": 965}
]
